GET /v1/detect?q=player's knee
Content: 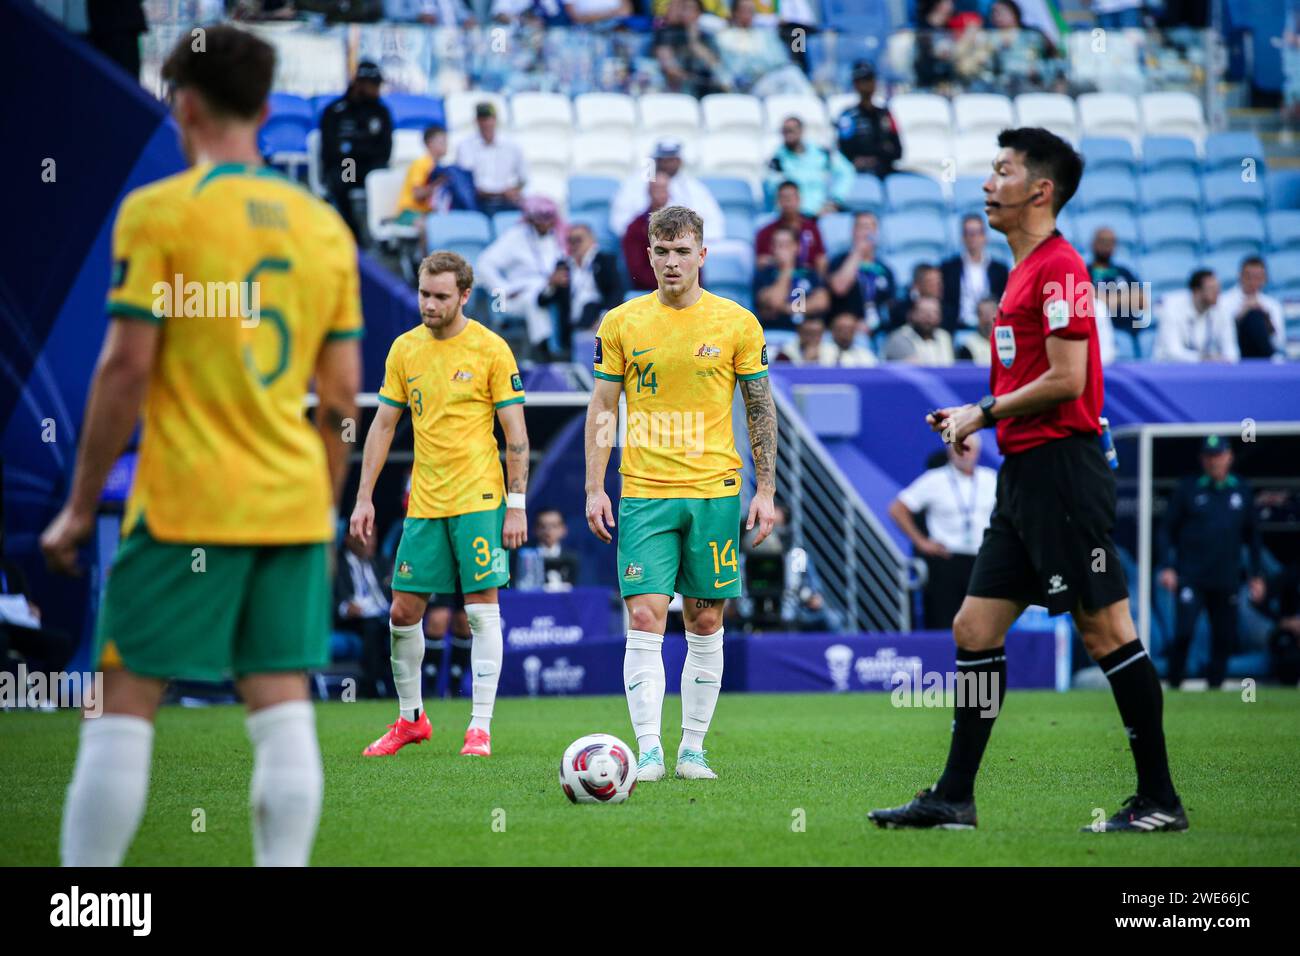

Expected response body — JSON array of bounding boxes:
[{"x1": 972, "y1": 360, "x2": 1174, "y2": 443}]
[
  {"x1": 687, "y1": 609, "x2": 723, "y2": 636},
  {"x1": 390, "y1": 595, "x2": 425, "y2": 629},
  {"x1": 952, "y1": 606, "x2": 998, "y2": 651},
  {"x1": 626, "y1": 603, "x2": 663, "y2": 634}
]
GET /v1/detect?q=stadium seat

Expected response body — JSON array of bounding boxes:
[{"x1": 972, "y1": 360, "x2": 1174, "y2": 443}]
[
  {"x1": 1140, "y1": 91, "x2": 1206, "y2": 145},
  {"x1": 574, "y1": 92, "x2": 637, "y2": 135},
  {"x1": 365, "y1": 168, "x2": 420, "y2": 245},
  {"x1": 699, "y1": 131, "x2": 765, "y2": 182},
  {"x1": 1267, "y1": 251, "x2": 1300, "y2": 295},
  {"x1": 491, "y1": 209, "x2": 522, "y2": 238},
  {"x1": 885, "y1": 173, "x2": 946, "y2": 215},
  {"x1": 952, "y1": 176, "x2": 987, "y2": 215},
  {"x1": 1198, "y1": 250, "x2": 1248, "y2": 284},
  {"x1": 843, "y1": 174, "x2": 885, "y2": 215},
  {"x1": 764, "y1": 94, "x2": 832, "y2": 146},
  {"x1": 1074, "y1": 173, "x2": 1139, "y2": 218},
  {"x1": 700, "y1": 93, "x2": 764, "y2": 136},
  {"x1": 1267, "y1": 169, "x2": 1300, "y2": 210},
  {"x1": 1013, "y1": 92, "x2": 1078, "y2": 143},
  {"x1": 1140, "y1": 136, "x2": 1200, "y2": 177},
  {"x1": 880, "y1": 211, "x2": 947, "y2": 259},
  {"x1": 515, "y1": 128, "x2": 573, "y2": 179},
  {"x1": 701, "y1": 176, "x2": 757, "y2": 218},
  {"x1": 567, "y1": 175, "x2": 620, "y2": 217},
  {"x1": 1203, "y1": 131, "x2": 1266, "y2": 174},
  {"x1": 952, "y1": 93, "x2": 1014, "y2": 138},
  {"x1": 1112, "y1": 328, "x2": 1138, "y2": 362},
  {"x1": 896, "y1": 130, "x2": 953, "y2": 179},
  {"x1": 258, "y1": 114, "x2": 311, "y2": 161},
  {"x1": 305, "y1": 129, "x2": 324, "y2": 197},
  {"x1": 1081, "y1": 137, "x2": 1138, "y2": 178},
  {"x1": 818, "y1": 211, "x2": 854, "y2": 258},
  {"x1": 1139, "y1": 170, "x2": 1202, "y2": 215},
  {"x1": 821, "y1": 0, "x2": 891, "y2": 37},
  {"x1": 1265, "y1": 210, "x2": 1300, "y2": 252},
  {"x1": 1140, "y1": 209, "x2": 1203, "y2": 257},
  {"x1": 724, "y1": 209, "x2": 755, "y2": 243},
  {"x1": 1139, "y1": 251, "x2": 1195, "y2": 299},
  {"x1": 445, "y1": 91, "x2": 509, "y2": 130},
  {"x1": 385, "y1": 92, "x2": 445, "y2": 131},
  {"x1": 569, "y1": 131, "x2": 635, "y2": 178},
  {"x1": 1201, "y1": 210, "x2": 1265, "y2": 257},
  {"x1": 954, "y1": 131, "x2": 997, "y2": 176},
  {"x1": 269, "y1": 92, "x2": 312, "y2": 123},
  {"x1": 638, "y1": 92, "x2": 702, "y2": 141},
  {"x1": 703, "y1": 253, "x2": 754, "y2": 308},
  {"x1": 884, "y1": 251, "x2": 936, "y2": 291},
  {"x1": 1077, "y1": 93, "x2": 1141, "y2": 146},
  {"x1": 1200, "y1": 172, "x2": 1266, "y2": 214},
  {"x1": 1073, "y1": 212, "x2": 1139, "y2": 261},
  {"x1": 391, "y1": 129, "x2": 427, "y2": 165},
  {"x1": 426, "y1": 210, "x2": 492, "y2": 261},
  {"x1": 310, "y1": 93, "x2": 339, "y2": 124},
  {"x1": 568, "y1": 211, "x2": 618, "y2": 254},
  {"x1": 526, "y1": 169, "x2": 568, "y2": 205},
  {"x1": 888, "y1": 92, "x2": 953, "y2": 139},
  {"x1": 509, "y1": 91, "x2": 574, "y2": 138},
  {"x1": 825, "y1": 92, "x2": 859, "y2": 129}
]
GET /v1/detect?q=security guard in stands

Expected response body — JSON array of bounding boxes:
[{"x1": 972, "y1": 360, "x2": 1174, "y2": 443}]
[
  {"x1": 834, "y1": 61, "x2": 902, "y2": 178},
  {"x1": 319, "y1": 60, "x2": 394, "y2": 240},
  {"x1": 1158, "y1": 435, "x2": 1265, "y2": 689}
]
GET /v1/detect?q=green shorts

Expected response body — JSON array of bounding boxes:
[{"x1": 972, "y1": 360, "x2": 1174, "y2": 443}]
[
  {"x1": 617, "y1": 495, "x2": 742, "y2": 599},
  {"x1": 393, "y1": 504, "x2": 509, "y2": 595},
  {"x1": 95, "y1": 522, "x2": 330, "y2": 682}
]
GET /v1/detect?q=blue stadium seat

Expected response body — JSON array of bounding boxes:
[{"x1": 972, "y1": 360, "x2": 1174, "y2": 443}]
[
  {"x1": 1112, "y1": 328, "x2": 1138, "y2": 361},
  {"x1": 880, "y1": 211, "x2": 947, "y2": 259},
  {"x1": 491, "y1": 209, "x2": 522, "y2": 238},
  {"x1": 258, "y1": 115, "x2": 311, "y2": 159},
  {"x1": 311, "y1": 93, "x2": 340, "y2": 123},
  {"x1": 1139, "y1": 170, "x2": 1201, "y2": 215},
  {"x1": 1139, "y1": 251, "x2": 1195, "y2": 299},
  {"x1": 844, "y1": 174, "x2": 885, "y2": 215},
  {"x1": 1074, "y1": 172, "x2": 1139, "y2": 217},
  {"x1": 426, "y1": 210, "x2": 492, "y2": 261},
  {"x1": 701, "y1": 176, "x2": 757, "y2": 218},
  {"x1": 704, "y1": 253, "x2": 753, "y2": 285},
  {"x1": 1267, "y1": 169, "x2": 1300, "y2": 210},
  {"x1": 818, "y1": 212, "x2": 854, "y2": 258},
  {"x1": 384, "y1": 93, "x2": 445, "y2": 131},
  {"x1": 1140, "y1": 136, "x2": 1200, "y2": 177},
  {"x1": 568, "y1": 211, "x2": 618, "y2": 253},
  {"x1": 1266, "y1": 210, "x2": 1300, "y2": 252},
  {"x1": 568, "y1": 175, "x2": 619, "y2": 217},
  {"x1": 269, "y1": 92, "x2": 312, "y2": 122},
  {"x1": 1197, "y1": 250, "x2": 1248, "y2": 285},
  {"x1": 1073, "y1": 212, "x2": 1139, "y2": 261},
  {"x1": 1201, "y1": 172, "x2": 1266, "y2": 214},
  {"x1": 1140, "y1": 209, "x2": 1202, "y2": 257},
  {"x1": 724, "y1": 209, "x2": 755, "y2": 243},
  {"x1": 821, "y1": 0, "x2": 891, "y2": 42},
  {"x1": 1081, "y1": 137, "x2": 1137, "y2": 177},
  {"x1": 885, "y1": 252, "x2": 938, "y2": 291},
  {"x1": 951, "y1": 176, "x2": 987, "y2": 215},
  {"x1": 885, "y1": 173, "x2": 946, "y2": 216},
  {"x1": 1201, "y1": 210, "x2": 1265, "y2": 257},
  {"x1": 1203, "y1": 131, "x2": 1265, "y2": 175},
  {"x1": 1268, "y1": 251, "x2": 1300, "y2": 295}
]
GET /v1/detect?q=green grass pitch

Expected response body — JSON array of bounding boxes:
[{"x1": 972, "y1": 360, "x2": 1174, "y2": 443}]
[{"x1": 2, "y1": 690, "x2": 1297, "y2": 866}]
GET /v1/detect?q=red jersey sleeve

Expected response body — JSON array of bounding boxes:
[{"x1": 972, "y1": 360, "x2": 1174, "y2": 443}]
[{"x1": 1038, "y1": 251, "x2": 1094, "y2": 341}]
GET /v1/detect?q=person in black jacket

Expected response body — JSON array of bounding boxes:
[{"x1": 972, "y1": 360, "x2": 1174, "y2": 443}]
[
  {"x1": 939, "y1": 214, "x2": 1008, "y2": 333},
  {"x1": 319, "y1": 61, "x2": 393, "y2": 240},
  {"x1": 835, "y1": 62, "x2": 903, "y2": 178},
  {"x1": 335, "y1": 532, "x2": 393, "y2": 699},
  {"x1": 1158, "y1": 435, "x2": 1265, "y2": 689},
  {"x1": 540, "y1": 222, "x2": 625, "y2": 358}
]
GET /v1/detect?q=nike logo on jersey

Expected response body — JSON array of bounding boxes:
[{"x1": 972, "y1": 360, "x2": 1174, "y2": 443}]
[
  {"x1": 407, "y1": 375, "x2": 421, "y2": 383},
  {"x1": 713, "y1": 578, "x2": 737, "y2": 589},
  {"x1": 631, "y1": 347, "x2": 655, "y2": 357}
]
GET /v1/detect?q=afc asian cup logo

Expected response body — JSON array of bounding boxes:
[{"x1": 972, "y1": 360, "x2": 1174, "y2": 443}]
[
  {"x1": 824, "y1": 644, "x2": 855, "y2": 692},
  {"x1": 523, "y1": 655, "x2": 542, "y2": 697}
]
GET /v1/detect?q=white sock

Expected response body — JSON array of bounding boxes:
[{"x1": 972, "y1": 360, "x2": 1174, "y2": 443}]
[
  {"x1": 466, "y1": 603, "x2": 503, "y2": 732},
  {"x1": 390, "y1": 619, "x2": 425, "y2": 721},
  {"x1": 61, "y1": 715, "x2": 154, "y2": 867},
  {"x1": 680, "y1": 628, "x2": 724, "y2": 752},
  {"x1": 246, "y1": 701, "x2": 322, "y2": 867},
  {"x1": 624, "y1": 629, "x2": 665, "y2": 754}
]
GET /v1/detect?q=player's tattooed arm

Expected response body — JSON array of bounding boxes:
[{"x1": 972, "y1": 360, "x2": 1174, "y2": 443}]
[
  {"x1": 741, "y1": 376, "x2": 777, "y2": 494},
  {"x1": 498, "y1": 403, "x2": 530, "y2": 495}
]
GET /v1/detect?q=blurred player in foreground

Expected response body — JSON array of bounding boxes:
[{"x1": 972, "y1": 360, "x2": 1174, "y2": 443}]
[
  {"x1": 585, "y1": 205, "x2": 777, "y2": 781},
  {"x1": 350, "y1": 252, "x2": 529, "y2": 758},
  {"x1": 870, "y1": 128, "x2": 1184, "y2": 833},
  {"x1": 41, "y1": 26, "x2": 362, "y2": 866}
]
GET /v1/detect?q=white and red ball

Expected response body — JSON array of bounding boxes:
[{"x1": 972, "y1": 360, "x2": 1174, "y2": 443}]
[{"x1": 559, "y1": 734, "x2": 637, "y2": 804}]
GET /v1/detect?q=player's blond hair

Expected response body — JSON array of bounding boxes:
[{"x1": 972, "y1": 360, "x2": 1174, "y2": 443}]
[
  {"x1": 419, "y1": 251, "x2": 475, "y2": 292},
  {"x1": 648, "y1": 205, "x2": 704, "y2": 246}
]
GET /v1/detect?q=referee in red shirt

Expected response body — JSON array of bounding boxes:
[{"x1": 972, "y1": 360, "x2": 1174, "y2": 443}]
[{"x1": 870, "y1": 128, "x2": 1185, "y2": 833}]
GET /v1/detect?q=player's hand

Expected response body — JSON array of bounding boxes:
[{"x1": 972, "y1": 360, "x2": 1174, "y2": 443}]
[
  {"x1": 585, "y1": 490, "x2": 615, "y2": 543},
  {"x1": 40, "y1": 504, "x2": 95, "y2": 576},
  {"x1": 747, "y1": 489, "x2": 777, "y2": 547},
  {"x1": 1158, "y1": 568, "x2": 1178, "y2": 592},
  {"x1": 503, "y1": 507, "x2": 527, "y2": 549},
  {"x1": 929, "y1": 404, "x2": 982, "y2": 452},
  {"x1": 917, "y1": 537, "x2": 950, "y2": 559},
  {"x1": 349, "y1": 498, "x2": 376, "y2": 544}
]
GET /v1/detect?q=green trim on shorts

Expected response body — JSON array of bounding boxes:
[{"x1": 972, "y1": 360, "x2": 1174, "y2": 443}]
[
  {"x1": 393, "y1": 503, "x2": 509, "y2": 596},
  {"x1": 377, "y1": 394, "x2": 407, "y2": 408},
  {"x1": 616, "y1": 495, "x2": 743, "y2": 599},
  {"x1": 593, "y1": 370, "x2": 623, "y2": 382}
]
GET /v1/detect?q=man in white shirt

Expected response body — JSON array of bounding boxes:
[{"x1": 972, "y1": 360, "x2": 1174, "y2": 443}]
[
  {"x1": 454, "y1": 101, "x2": 526, "y2": 216},
  {"x1": 475, "y1": 195, "x2": 563, "y2": 353},
  {"x1": 1216, "y1": 256, "x2": 1286, "y2": 359},
  {"x1": 1153, "y1": 269, "x2": 1240, "y2": 363},
  {"x1": 883, "y1": 295, "x2": 955, "y2": 366},
  {"x1": 819, "y1": 312, "x2": 878, "y2": 367},
  {"x1": 608, "y1": 138, "x2": 724, "y2": 245},
  {"x1": 777, "y1": 314, "x2": 835, "y2": 366},
  {"x1": 888, "y1": 435, "x2": 998, "y2": 629},
  {"x1": 940, "y1": 214, "x2": 1009, "y2": 332}
]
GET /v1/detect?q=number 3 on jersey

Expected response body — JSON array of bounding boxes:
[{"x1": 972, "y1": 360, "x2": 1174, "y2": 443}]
[{"x1": 628, "y1": 360, "x2": 658, "y2": 394}]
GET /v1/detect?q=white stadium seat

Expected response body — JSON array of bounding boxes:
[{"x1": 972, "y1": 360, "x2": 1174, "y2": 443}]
[
  {"x1": 701, "y1": 93, "x2": 764, "y2": 136},
  {"x1": 1077, "y1": 93, "x2": 1141, "y2": 147},
  {"x1": 699, "y1": 131, "x2": 765, "y2": 183},
  {"x1": 953, "y1": 93, "x2": 1014, "y2": 138},
  {"x1": 445, "y1": 90, "x2": 510, "y2": 131},
  {"x1": 525, "y1": 168, "x2": 568, "y2": 205},
  {"x1": 509, "y1": 91, "x2": 574, "y2": 138},
  {"x1": 1140, "y1": 91, "x2": 1206, "y2": 147},
  {"x1": 896, "y1": 129, "x2": 953, "y2": 180},
  {"x1": 574, "y1": 92, "x2": 637, "y2": 134},
  {"x1": 763, "y1": 94, "x2": 831, "y2": 146},
  {"x1": 569, "y1": 130, "x2": 636, "y2": 177},
  {"x1": 514, "y1": 128, "x2": 573, "y2": 179},
  {"x1": 638, "y1": 92, "x2": 702, "y2": 141},
  {"x1": 889, "y1": 92, "x2": 953, "y2": 138},
  {"x1": 633, "y1": 130, "x2": 701, "y2": 169},
  {"x1": 365, "y1": 167, "x2": 420, "y2": 244},
  {"x1": 1013, "y1": 92, "x2": 1079, "y2": 144},
  {"x1": 391, "y1": 129, "x2": 427, "y2": 165},
  {"x1": 825, "y1": 92, "x2": 860, "y2": 128},
  {"x1": 955, "y1": 131, "x2": 998, "y2": 176}
]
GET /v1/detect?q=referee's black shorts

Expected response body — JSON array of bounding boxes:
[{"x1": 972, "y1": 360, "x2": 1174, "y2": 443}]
[{"x1": 967, "y1": 432, "x2": 1129, "y2": 617}]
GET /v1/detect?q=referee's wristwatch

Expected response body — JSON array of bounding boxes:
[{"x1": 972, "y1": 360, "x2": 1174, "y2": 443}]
[{"x1": 978, "y1": 394, "x2": 998, "y2": 427}]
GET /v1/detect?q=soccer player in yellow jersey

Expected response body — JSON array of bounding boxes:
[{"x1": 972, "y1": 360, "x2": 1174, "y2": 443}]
[
  {"x1": 350, "y1": 252, "x2": 529, "y2": 759},
  {"x1": 39, "y1": 27, "x2": 361, "y2": 866},
  {"x1": 585, "y1": 205, "x2": 778, "y2": 781}
]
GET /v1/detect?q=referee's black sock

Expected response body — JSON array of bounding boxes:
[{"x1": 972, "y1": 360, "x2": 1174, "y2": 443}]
[
  {"x1": 932, "y1": 647, "x2": 1008, "y2": 804},
  {"x1": 1099, "y1": 640, "x2": 1178, "y2": 806}
]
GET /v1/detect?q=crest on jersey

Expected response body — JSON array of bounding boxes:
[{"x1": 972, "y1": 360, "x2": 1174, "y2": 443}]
[
  {"x1": 451, "y1": 369, "x2": 473, "y2": 382},
  {"x1": 695, "y1": 343, "x2": 721, "y2": 358},
  {"x1": 623, "y1": 562, "x2": 645, "y2": 582},
  {"x1": 397, "y1": 561, "x2": 413, "y2": 578},
  {"x1": 1045, "y1": 298, "x2": 1071, "y2": 331},
  {"x1": 995, "y1": 326, "x2": 1016, "y2": 368}
]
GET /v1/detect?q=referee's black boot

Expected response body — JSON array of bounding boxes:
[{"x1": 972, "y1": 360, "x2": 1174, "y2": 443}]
[
  {"x1": 869, "y1": 788, "x2": 977, "y2": 830},
  {"x1": 1083, "y1": 794, "x2": 1189, "y2": 833}
]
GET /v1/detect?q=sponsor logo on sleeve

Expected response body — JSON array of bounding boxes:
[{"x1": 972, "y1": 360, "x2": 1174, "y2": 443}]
[
  {"x1": 511, "y1": 372, "x2": 523, "y2": 392},
  {"x1": 111, "y1": 258, "x2": 128, "y2": 289},
  {"x1": 594, "y1": 336, "x2": 603, "y2": 364},
  {"x1": 1045, "y1": 298, "x2": 1071, "y2": 331},
  {"x1": 761, "y1": 344, "x2": 769, "y2": 366}
]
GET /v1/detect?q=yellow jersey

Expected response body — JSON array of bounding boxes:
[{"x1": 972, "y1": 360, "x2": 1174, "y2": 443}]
[
  {"x1": 377, "y1": 319, "x2": 525, "y2": 519},
  {"x1": 107, "y1": 162, "x2": 363, "y2": 545},
  {"x1": 395, "y1": 153, "x2": 435, "y2": 216},
  {"x1": 593, "y1": 290, "x2": 768, "y2": 499}
]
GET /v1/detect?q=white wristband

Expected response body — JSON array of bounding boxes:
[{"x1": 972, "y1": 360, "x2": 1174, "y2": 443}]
[{"x1": 506, "y1": 493, "x2": 526, "y2": 510}]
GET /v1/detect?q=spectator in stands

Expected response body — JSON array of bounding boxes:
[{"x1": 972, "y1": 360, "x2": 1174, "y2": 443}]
[
  {"x1": 715, "y1": 0, "x2": 795, "y2": 93},
  {"x1": 883, "y1": 295, "x2": 955, "y2": 365},
  {"x1": 835, "y1": 61, "x2": 903, "y2": 178},
  {"x1": 978, "y1": 0, "x2": 1064, "y2": 95},
  {"x1": 776, "y1": 314, "x2": 833, "y2": 365},
  {"x1": 610, "y1": 138, "x2": 724, "y2": 244},
  {"x1": 888, "y1": 435, "x2": 997, "y2": 629},
  {"x1": 1158, "y1": 435, "x2": 1265, "y2": 690},
  {"x1": 940, "y1": 213, "x2": 1009, "y2": 332},
  {"x1": 393, "y1": 125, "x2": 477, "y2": 233},
  {"x1": 232, "y1": 0, "x2": 297, "y2": 20},
  {"x1": 775, "y1": 0, "x2": 822, "y2": 75},
  {"x1": 407, "y1": 0, "x2": 478, "y2": 25},
  {"x1": 755, "y1": 181, "x2": 828, "y2": 275},
  {"x1": 539, "y1": 221, "x2": 625, "y2": 353},
  {"x1": 319, "y1": 61, "x2": 394, "y2": 240},
  {"x1": 755, "y1": 227, "x2": 831, "y2": 331},
  {"x1": 565, "y1": 0, "x2": 634, "y2": 26},
  {"x1": 1218, "y1": 256, "x2": 1287, "y2": 360},
  {"x1": 622, "y1": 173, "x2": 672, "y2": 291},
  {"x1": 742, "y1": 502, "x2": 840, "y2": 631},
  {"x1": 1153, "y1": 269, "x2": 1240, "y2": 363},
  {"x1": 455, "y1": 102, "x2": 526, "y2": 216},
  {"x1": 895, "y1": 262, "x2": 945, "y2": 329},
  {"x1": 914, "y1": 0, "x2": 961, "y2": 90},
  {"x1": 1253, "y1": 562, "x2": 1300, "y2": 685},
  {"x1": 822, "y1": 312, "x2": 879, "y2": 367},
  {"x1": 1088, "y1": 225, "x2": 1145, "y2": 352},
  {"x1": 827, "y1": 213, "x2": 896, "y2": 332},
  {"x1": 0, "y1": 537, "x2": 77, "y2": 677},
  {"x1": 956, "y1": 297, "x2": 998, "y2": 364},
  {"x1": 767, "y1": 116, "x2": 856, "y2": 217},
  {"x1": 654, "y1": 0, "x2": 728, "y2": 98},
  {"x1": 476, "y1": 195, "x2": 564, "y2": 357},
  {"x1": 535, "y1": 508, "x2": 581, "y2": 589},
  {"x1": 335, "y1": 530, "x2": 393, "y2": 700}
]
